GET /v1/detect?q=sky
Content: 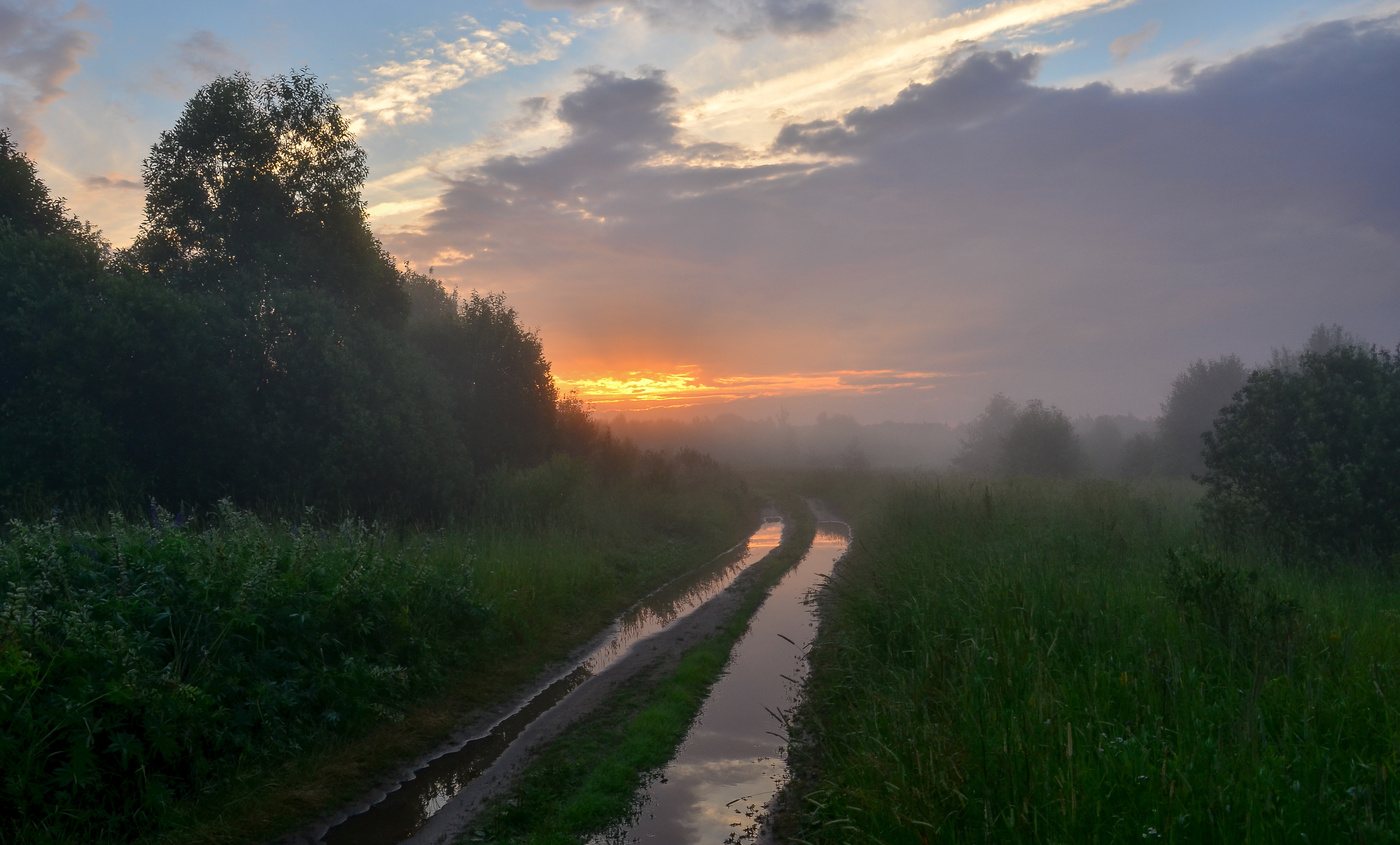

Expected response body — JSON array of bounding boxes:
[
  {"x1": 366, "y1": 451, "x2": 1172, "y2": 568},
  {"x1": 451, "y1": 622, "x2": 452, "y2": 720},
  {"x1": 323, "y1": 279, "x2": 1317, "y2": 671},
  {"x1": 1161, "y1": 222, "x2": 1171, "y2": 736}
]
[{"x1": 4, "y1": 0, "x2": 1398, "y2": 423}]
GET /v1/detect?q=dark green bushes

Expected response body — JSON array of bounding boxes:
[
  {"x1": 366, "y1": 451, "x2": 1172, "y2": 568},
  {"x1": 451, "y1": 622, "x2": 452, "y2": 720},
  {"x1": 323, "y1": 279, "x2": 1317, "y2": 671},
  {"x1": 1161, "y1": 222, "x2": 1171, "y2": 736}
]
[
  {"x1": 1202, "y1": 344, "x2": 1400, "y2": 556},
  {"x1": 0, "y1": 505, "x2": 489, "y2": 842},
  {"x1": 0, "y1": 75, "x2": 563, "y2": 520},
  {"x1": 0, "y1": 446, "x2": 754, "y2": 843}
]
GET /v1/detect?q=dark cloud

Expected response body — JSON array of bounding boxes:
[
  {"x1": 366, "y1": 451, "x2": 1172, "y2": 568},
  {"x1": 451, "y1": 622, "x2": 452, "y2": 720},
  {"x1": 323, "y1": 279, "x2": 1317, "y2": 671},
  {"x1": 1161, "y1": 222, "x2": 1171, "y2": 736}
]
[
  {"x1": 774, "y1": 48, "x2": 1040, "y2": 154},
  {"x1": 0, "y1": 0, "x2": 93, "y2": 149},
  {"x1": 389, "y1": 15, "x2": 1400, "y2": 422},
  {"x1": 471, "y1": 68, "x2": 681, "y2": 201},
  {"x1": 82, "y1": 173, "x2": 141, "y2": 190},
  {"x1": 171, "y1": 30, "x2": 243, "y2": 83},
  {"x1": 147, "y1": 29, "x2": 244, "y2": 95},
  {"x1": 529, "y1": 0, "x2": 854, "y2": 38}
]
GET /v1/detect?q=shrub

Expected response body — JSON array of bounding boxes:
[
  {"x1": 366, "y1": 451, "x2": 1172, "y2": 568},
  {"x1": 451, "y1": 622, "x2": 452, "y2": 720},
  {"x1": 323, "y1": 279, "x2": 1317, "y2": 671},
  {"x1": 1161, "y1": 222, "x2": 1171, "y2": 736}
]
[{"x1": 1201, "y1": 344, "x2": 1400, "y2": 555}]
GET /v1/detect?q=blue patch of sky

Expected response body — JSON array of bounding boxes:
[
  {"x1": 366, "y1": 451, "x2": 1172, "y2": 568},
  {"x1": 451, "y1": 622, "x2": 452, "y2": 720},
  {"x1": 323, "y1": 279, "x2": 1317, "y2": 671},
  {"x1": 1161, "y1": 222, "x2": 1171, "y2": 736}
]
[{"x1": 1028, "y1": 1, "x2": 1383, "y2": 87}]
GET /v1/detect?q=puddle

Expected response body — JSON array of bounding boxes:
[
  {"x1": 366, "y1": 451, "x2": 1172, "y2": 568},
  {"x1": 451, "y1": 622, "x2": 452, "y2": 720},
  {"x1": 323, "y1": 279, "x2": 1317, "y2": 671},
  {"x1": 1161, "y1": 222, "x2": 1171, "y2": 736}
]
[
  {"x1": 595, "y1": 522, "x2": 850, "y2": 845},
  {"x1": 319, "y1": 519, "x2": 785, "y2": 845}
]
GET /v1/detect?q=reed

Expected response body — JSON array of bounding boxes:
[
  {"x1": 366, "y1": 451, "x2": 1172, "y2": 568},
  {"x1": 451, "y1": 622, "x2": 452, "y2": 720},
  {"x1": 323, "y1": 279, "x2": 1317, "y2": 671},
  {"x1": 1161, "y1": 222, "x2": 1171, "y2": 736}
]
[
  {"x1": 791, "y1": 476, "x2": 1400, "y2": 843},
  {"x1": 0, "y1": 453, "x2": 754, "y2": 844}
]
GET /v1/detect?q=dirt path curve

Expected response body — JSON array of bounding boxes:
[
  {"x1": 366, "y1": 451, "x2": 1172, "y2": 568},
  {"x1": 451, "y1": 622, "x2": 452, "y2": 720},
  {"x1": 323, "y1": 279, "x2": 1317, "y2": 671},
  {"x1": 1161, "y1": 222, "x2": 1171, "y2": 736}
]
[{"x1": 274, "y1": 505, "x2": 805, "y2": 845}]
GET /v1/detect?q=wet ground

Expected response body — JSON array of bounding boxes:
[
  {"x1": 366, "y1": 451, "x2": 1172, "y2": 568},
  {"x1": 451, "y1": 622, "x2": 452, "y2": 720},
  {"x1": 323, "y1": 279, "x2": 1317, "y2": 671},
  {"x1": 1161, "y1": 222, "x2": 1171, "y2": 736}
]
[
  {"x1": 312, "y1": 520, "x2": 786, "y2": 845},
  {"x1": 592, "y1": 523, "x2": 850, "y2": 845}
]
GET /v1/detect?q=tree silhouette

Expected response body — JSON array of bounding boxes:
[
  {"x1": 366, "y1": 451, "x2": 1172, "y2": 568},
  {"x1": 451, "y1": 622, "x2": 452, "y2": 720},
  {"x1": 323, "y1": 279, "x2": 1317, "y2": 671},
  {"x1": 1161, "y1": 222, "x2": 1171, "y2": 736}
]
[
  {"x1": 1001, "y1": 399, "x2": 1083, "y2": 477},
  {"x1": 132, "y1": 70, "x2": 406, "y2": 320},
  {"x1": 1157, "y1": 355, "x2": 1248, "y2": 477},
  {"x1": 953, "y1": 393, "x2": 1018, "y2": 475}
]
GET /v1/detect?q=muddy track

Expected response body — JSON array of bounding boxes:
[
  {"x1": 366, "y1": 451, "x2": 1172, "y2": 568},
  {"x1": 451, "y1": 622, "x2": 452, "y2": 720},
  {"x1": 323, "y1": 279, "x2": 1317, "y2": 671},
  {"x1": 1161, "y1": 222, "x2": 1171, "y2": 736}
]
[{"x1": 273, "y1": 505, "x2": 805, "y2": 845}]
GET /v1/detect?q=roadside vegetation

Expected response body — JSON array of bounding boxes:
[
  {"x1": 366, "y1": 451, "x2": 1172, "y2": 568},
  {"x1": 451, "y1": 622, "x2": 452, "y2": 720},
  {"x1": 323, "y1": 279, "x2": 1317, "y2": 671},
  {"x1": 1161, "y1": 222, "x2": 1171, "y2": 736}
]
[
  {"x1": 788, "y1": 476, "x2": 1400, "y2": 842},
  {"x1": 1, "y1": 450, "x2": 754, "y2": 844},
  {"x1": 783, "y1": 336, "x2": 1400, "y2": 842},
  {"x1": 0, "y1": 72, "x2": 757, "y2": 844}
]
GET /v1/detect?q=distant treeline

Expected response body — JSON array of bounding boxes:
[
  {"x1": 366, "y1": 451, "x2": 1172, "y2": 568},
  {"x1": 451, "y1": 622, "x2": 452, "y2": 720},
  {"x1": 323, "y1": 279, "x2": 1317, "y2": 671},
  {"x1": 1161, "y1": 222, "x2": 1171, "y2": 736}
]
[
  {"x1": 0, "y1": 72, "x2": 599, "y2": 519},
  {"x1": 610, "y1": 413, "x2": 961, "y2": 471},
  {"x1": 618, "y1": 324, "x2": 1387, "y2": 489}
]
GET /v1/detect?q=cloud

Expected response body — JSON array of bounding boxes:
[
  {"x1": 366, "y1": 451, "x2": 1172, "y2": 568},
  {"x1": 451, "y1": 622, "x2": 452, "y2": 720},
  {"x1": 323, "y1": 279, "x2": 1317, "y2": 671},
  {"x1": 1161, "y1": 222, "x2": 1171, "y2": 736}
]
[
  {"x1": 171, "y1": 30, "x2": 243, "y2": 83},
  {"x1": 1109, "y1": 19, "x2": 1160, "y2": 64},
  {"x1": 773, "y1": 48, "x2": 1041, "y2": 154},
  {"x1": 82, "y1": 173, "x2": 141, "y2": 190},
  {"x1": 559, "y1": 368, "x2": 947, "y2": 412},
  {"x1": 0, "y1": 0, "x2": 93, "y2": 150},
  {"x1": 530, "y1": 0, "x2": 855, "y2": 39},
  {"x1": 341, "y1": 17, "x2": 574, "y2": 132},
  {"x1": 142, "y1": 29, "x2": 246, "y2": 96},
  {"x1": 385, "y1": 14, "x2": 1400, "y2": 422}
]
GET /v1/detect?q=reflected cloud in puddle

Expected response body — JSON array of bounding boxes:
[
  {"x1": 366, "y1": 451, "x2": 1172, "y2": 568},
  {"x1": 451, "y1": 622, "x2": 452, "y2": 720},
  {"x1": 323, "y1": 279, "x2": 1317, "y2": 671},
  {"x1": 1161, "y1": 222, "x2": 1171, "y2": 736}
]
[
  {"x1": 321, "y1": 520, "x2": 785, "y2": 845},
  {"x1": 597, "y1": 524, "x2": 849, "y2": 844}
]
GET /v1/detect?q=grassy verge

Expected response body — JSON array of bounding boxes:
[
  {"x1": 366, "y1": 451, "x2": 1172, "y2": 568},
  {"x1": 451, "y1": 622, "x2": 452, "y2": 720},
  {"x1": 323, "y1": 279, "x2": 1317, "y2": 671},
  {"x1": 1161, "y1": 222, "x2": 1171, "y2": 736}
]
[
  {"x1": 464, "y1": 496, "x2": 818, "y2": 844},
  {"x1": 789, "y1": 475, "x2": 1400, "y2": 843},
  {"x1": 1, "y1": 452, "x2": 755, "y2": 844}
]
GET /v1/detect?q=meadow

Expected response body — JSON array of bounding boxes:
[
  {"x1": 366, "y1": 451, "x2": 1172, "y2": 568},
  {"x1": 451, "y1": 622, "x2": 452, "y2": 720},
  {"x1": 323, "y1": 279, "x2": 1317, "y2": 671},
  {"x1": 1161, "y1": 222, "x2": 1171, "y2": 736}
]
[
  {"x1": 0, "y1": 450, "x2": 754, "y2": 844},
  {"x1": 787, "y1": 475, "x2": 1400, "y2": 843}
]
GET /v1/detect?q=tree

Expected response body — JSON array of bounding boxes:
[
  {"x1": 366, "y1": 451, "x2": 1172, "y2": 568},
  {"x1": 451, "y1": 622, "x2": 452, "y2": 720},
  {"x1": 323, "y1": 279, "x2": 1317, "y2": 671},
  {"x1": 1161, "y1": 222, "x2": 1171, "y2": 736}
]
[
  {"x1": 953, "y1": 393, "x2": 1019, "y2": 474},
  {"x1": 1201, "y1": 344, "x2": 1400, "y2": 555},
  {"x1": 1000, "y1": 399, "x2": 1083, "y2": 477},
  {"x1": 0, "y1": 130, "x2": 85, "y2": 239},
  {"x1": 132, "y1": 70, "x2": 406, "y2": 320},
  {"x1": 1157, "y1": 355, "x2": 1248, "y2": 477},
  {"x1": 404, "y1": 273, "x2": 558, "y2": 470},
  {"x1": 1269, "y1": 323, "x2": 1364, "y2": 372}
]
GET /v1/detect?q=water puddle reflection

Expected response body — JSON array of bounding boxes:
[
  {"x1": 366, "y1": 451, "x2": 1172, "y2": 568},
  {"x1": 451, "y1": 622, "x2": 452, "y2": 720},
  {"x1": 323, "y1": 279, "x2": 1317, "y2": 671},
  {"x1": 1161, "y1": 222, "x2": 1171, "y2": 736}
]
[
  {"x1": 320, "y1": 519, "x2": 785, "y2": 845},
  {"x1": 595, "y1": 523, "x2": 849, "y2": 845}
]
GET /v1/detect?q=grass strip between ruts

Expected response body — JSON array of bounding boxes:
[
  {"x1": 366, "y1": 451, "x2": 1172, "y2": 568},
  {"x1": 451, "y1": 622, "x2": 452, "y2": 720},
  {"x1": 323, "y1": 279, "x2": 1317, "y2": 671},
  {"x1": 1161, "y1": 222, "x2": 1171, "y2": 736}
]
[{"x1": 463, "y1": 497, "x2": 818, "y2": 844}]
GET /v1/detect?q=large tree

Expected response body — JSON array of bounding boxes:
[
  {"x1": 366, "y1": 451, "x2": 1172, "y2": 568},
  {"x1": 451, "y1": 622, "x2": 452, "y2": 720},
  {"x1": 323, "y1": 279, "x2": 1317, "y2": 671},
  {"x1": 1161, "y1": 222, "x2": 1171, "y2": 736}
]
[{"x1": 132, "y1": 71, "x2": 406, "y2": 320}]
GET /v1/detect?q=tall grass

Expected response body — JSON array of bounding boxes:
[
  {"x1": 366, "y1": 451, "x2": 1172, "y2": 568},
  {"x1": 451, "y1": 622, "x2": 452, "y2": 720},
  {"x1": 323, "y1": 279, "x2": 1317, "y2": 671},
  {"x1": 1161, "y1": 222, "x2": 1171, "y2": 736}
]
[
  {"x1": 0, "y1": 450, "x2": 753, "y2": 844},
  {"x1": 792, "y1": 477, "x2": 1400, "y2": 842}
]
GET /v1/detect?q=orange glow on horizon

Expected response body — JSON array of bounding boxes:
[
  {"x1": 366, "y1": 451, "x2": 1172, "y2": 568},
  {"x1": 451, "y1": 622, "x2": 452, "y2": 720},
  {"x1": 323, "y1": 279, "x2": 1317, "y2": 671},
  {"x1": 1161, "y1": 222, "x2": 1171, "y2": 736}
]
[{"x1": 557, "y1": 367, "x2": 948, "y2": 413}]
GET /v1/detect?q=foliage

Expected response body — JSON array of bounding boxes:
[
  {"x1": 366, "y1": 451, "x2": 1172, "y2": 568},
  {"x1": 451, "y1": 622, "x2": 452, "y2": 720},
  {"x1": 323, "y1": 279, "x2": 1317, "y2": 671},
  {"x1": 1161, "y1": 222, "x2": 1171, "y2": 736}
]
[
  {"x1": 1000, "y1": 399, "x2": 1083, "y2": 477},
  {"x1": 131, "y1": 71, "x2": 404, "y2": 320},
  {"x1": 0, "y1": 504, "x2": 489, "y2": 843},
  {"x1": 952, "y1": 393, "x2": 1019, "y2": 475},
  {"x1": 0, "y1": 449, "x2": 754, "y2": 843},
  {"x1": 405, "y1": 274, "x2": 557, "y2": 470},
  {"x1": 0, "y1": 70, "x2": 586, "y2": 518},
  {"x1": 1269, "y1": 323, "x2": 1364, "y2": 373},
  {"x1": 1201, "y1": 343, "x2": 1400, "y2": 555},
  {"x1": 0, "y1": 129, "x2": 89, "y2": 240},
  {"x1": 1156, "y1": 355, "x2": 1248, "y2": 477},
  {"x1": 790, "y1": 476, "x2": 1400, "y2": 843},
  {"x1": 954, "y1": 396, "x2": 1084, "y2": 477}
]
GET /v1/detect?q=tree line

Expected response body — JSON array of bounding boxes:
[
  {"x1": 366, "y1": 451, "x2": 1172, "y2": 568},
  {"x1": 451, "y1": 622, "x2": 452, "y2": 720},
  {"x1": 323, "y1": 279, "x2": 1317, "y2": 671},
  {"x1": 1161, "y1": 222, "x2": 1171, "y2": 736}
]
[
  {"x1": 0, "y1": 71, "x2": 596, "y2": 520},
  {"x1": 953, "y1": 325, "x2": 1399, "y2": 556}
]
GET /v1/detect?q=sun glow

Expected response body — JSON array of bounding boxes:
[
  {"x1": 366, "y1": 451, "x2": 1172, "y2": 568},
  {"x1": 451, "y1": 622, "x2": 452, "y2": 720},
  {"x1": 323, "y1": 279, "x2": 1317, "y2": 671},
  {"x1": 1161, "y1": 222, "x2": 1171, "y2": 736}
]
[{"x1": 558, "y1": 368, "x2": 948, "y2": 413}]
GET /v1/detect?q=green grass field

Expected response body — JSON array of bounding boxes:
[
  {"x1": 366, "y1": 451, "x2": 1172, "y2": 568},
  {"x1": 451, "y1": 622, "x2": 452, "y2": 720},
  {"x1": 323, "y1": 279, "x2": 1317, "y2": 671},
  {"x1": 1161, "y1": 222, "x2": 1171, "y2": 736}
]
[
  {"x1": 789, "y1": 475, "x2": 1400, "y2": 843},
  {"x1": 0, "y1": 453, "x2": 755, "y2": 844}
]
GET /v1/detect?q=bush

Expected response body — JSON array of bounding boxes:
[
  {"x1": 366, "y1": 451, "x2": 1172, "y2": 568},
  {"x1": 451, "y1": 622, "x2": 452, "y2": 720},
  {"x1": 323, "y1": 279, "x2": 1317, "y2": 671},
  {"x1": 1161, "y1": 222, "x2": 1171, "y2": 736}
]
[
  {"x1": 1201, "y1": 344, "x2": 1400, "y2": 555},
  {"x1": 1000, "y1": 399, "x2": 1083, "y2": 477},
  {"x1": 0, "y1": 505, "x2": 489, "y2": 841}
]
